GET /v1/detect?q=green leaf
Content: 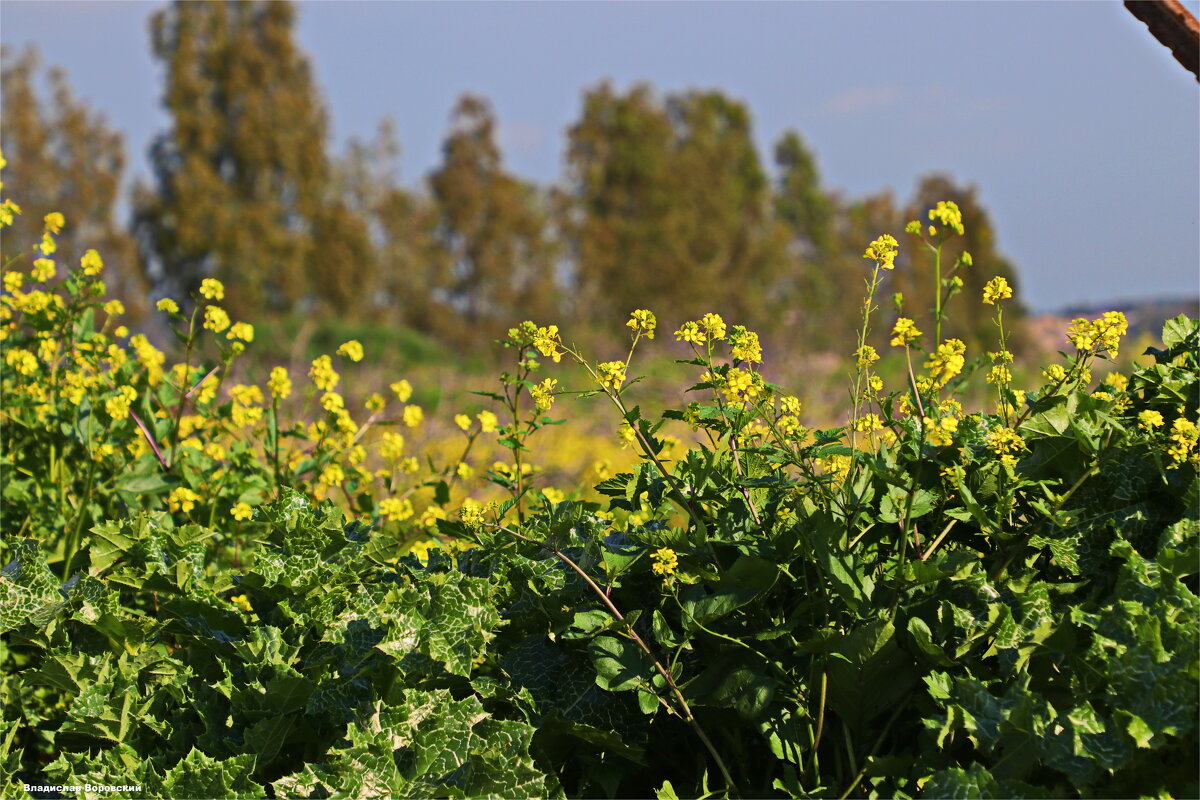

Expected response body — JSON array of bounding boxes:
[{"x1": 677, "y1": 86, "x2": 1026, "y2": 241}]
[
  {"x1": 685, "y1": 555, "x2": 778, "y2": 624},
  {"x1": 589, "y1": 635, "x2": 654, "y2": 692}
]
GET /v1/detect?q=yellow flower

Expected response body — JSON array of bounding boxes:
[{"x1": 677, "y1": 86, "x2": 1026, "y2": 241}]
[
  {"x1": 231, "y1": 503, "x2": 254, "y2": 521},
  {"x1": 627, "y1": 309, "x2": 657, "y2": 339},
  {"x1": 923, "y1": 415, "x2": 958, "y2": 447},
  {"x1": 1138, "y1": 409, "x2": 1164, "y2": 431},
  {"x1": 982, "y1": 276, "x2": 1013, "y2": 305},
  {"x1": 380, "y1": 431, "x2": 406, "y2": 463},
  {"x1": 541, "y1": 487, "x2": 565, "y2": 504},
  {"x1": 321, "y1": 392, "x2": 345, "y2": 413},
  {"x1": 337, "y1": 340, "x2": 364, "y2": 362},
  {"x1": 530, "y1": 378, "x2": 557, "y2": 412},
  {"x1": 227, "y1": 322, "x2": 254, "y2": 342},
  {"x1": 987, "y1": 365, "x2": 1012, "y2": 385},
  {"x1": 199, "y1": 278, "x2": 225, "y2": 301},
  {"x1": 4, "y1": 348, "x2": 38, "y2": 376},
  {"x1": 1167, "y1": 416, "x2": 1198, "y2": 468},
  {"x1": 38, "y1": 232, "x2": 56, "y2": 256},
  {"x1": 103, "y1": 300, "x2": 125, "y2": 316},
  {"x1": 855, "y1": 345, "x2": 879, "y2": 369},
  {"x1": 203, "y1": 305, "x2": 230, "y2": 333},
  {"x1": 780, "y1": 395, "x2": 802, "y2": 416},
  {"x1": 229, "y1": 594, "x2": 253, "y2": 613},
  {"x1": 43, "y1": 212, "x2": 65, "y2": 234},
  {"x1": 701, "y1": 313, "x2": 727, "y2": 341},
  {"x1": 309, "y1": 355, "x2": 340, "y2": 392},
  {"x1": 862, "y1": 234, "x2": 899, "y2": 269},
  {"x1": 168, "y1": 487, "x2": 200, "y2": 513},
  {"x1": 459, "y1": 498, "x2": 485, "y2": 526},
  {"x1": 456, "y1": 461, "x2": 473, "y2": 479},
  {"x1": 597, "y1": 361, "x2": 627, "y2": 391},
  {"x1": 928, "y1": 200, "x2": 964, "y2": 235},
  {"x1": 80, "y1": 249, "x2": 104, "y2": 276},
  {"x1": 0, "y1": 199, "x2": 21, "y2": 227},
  {"x1": 532, "y1": 324, "x2": 562, "y2": 362},
  {"x1": 390, "y1": 379, "x2": 413, "y2": 403},
  {"x1": 268, "y1": 366, "x2": 292, "y2": 399},
  {"x1": 403, "y1": 405, "x2": 424, "y2": 428},
  {"x1": 477, "y1": 409, "x2": 499, "y2": 433},
  {"x1": 320, "y1": 463, "x2": 345, "y2": 485},
  {"x1": 986, "y1": 426, "x2": 1025, "y2": 457},
  {"x1": 104, "y1": 385, "x2": 138, "y2": 421},
  {"x1": 729, "y1": 326, "x2": 762, "y2": 363},
  {"x1": 31, "y1": 258, "x2": 55, "y2": 282},
  {"x1": 365, "y1": 392, "x2": 385, "y2": 412},
  {"x1": 3, "y1": 271, "x2": 22, "y2": 292},
  {"x1": 674, "y1": 320, "x2": 705, "y2": 344},
  {"x1": 924, "y1": 339, "x2": 966, "y2": 387},
  {"x1": 454, "y1": 413, "x2": 472, "y2": 431},
  {"x1": 379, "y1": 497, "x2": 414, "y2": 522},
  {"x1": 156, "y1": 298, "x2": 179, "y2": 314},
  {"x1": 890, "y1": 317, "x2": 922, "y2": 347},
  {"x1": 651, "y1": 547, "x2": 678, "y2": 577}
]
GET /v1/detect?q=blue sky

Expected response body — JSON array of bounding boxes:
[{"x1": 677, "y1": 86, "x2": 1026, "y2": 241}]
[{"x1": 3, "y1": 0, "x2": 1198, "y2": 312}]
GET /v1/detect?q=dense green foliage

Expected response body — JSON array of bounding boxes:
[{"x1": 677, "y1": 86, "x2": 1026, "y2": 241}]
[{"x1": 2, "y1": 165, "x2": 1197, "y2": 798}]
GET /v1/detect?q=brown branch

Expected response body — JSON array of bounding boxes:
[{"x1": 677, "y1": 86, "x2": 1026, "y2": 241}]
[{"x1": 1126, "y1": 0, "x2": 1200, "y2": 81}]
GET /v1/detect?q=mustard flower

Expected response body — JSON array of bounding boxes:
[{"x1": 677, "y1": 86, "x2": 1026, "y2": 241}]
[
  {"x1": 379, "y1": 497, "x2": 414, "y2": 522},
  {"x1": 729, "y1": 326, "x2": 763, "y2": 363},
  {"x1": 337, "y1": 340, "x2": 364, "y2": 362},
  {"x1": 43, "y1": 212, "x2": 64, "y2": 234},
  {"x1": 454, "y1": 413, "x2": 472, "y2": 431},
  {"x1": 460, "y1": 498, "x2": 486, "y2": 526},
  {"x1": 982, "y1": 276, "x2": 1013, "y2": 305},
  {"x1": 229, "y1": 594, "x2": 253, "y2": 613},
  {"x1": 103, "y1": 300, "x2": 125, "y2": 316},
  {"x1": 321, "y1": 392, "x2": 345, "y2": 413},
  {"x1": 477, "y1": 409, "x2": 499, "y2": 433},
  {"x1": 627, "y1": 309, "x2": 657, "y2": 339},
  {"x1": 0, "y1": 199, "x2": 21, "y2": 227},
  {"x1": 890, "y1": 317, "x2": 923, "y2": 347},
  {"x1": 530, "y1": 378, "x2": 558, "y2": 411},
  {"x1": 199, "y1": 278, "x2": 225, "y2": 301},
  {"x1": 862, "y1": 234, "x2": 899, "y2": 269},
  {"x1": 168, "y1": 487, "x2": 200, "y2": 513},
  {"x1": 780, "y1": 395, "x2": 802, "y2": 416},
  {"x1": 1138, "y1": 409, "x2": 1164, "y2": 431},
  {"x1": 532, "y1": 324, "x2": 563, "y2": 362},
  {"x1": 203, "y1": 305, "x2": 230, "y2": 333},
  {"x1": 3, "y1": 272, "x2": 22, "y2": 292},
  {"x1": 1168, "y1": 417, "x2": 1198, "y2": 468},
  {"x1": 597, "y1": 361, "x2": 627, "y2": 391},
  {"x1": 320, "y1": 464, "x2": 345, "y2": 486},
  {"x1": 904, "y1": 220, "x2": 922, "y2": 235},
  {"x1": 268, "y1": 366, "x2": 292, "y2": 400},
  {"x1": 403, "y1": 405, "x2": 424, "y2": 428},
  {"x1": 925, "y1": 339, "x2": 966, "y2": 387},
  {"x1": 380, "y1": 431, "x2": 406, "y2": 463},
  {"x1": 391, "y1": 379, "x2": 413, "y2": 403},
  {"x1": 928, "y1": 200, "x2": 964, "y2": 235},
  {"x1": 231, "y1": 503, "x2": 254, "y2": 522},
  {"x1": 986, "y1": 426, "x2": 1025, "y2": 457},
  {"x1": 674, "y1": 320, "x2": 705, "y2": 344},
  {"x1": 923, "y1": 416, "x2": 958, "y2": 447},
  {"x1": 855, "y1": 345, "x2": 879, "y2": 368},
  {"x1": 156, "y1": 298, "x2": 179, "y2": 314},
  {"x1": 310, "y1": 355, "x2": 340, "y2": 392},
  {"x1": 204, "y1": 442, "x2": 227, "y2": 461},
  {"x1": 701, "y1": 313, "x2": 727, "y2": 341},
  {"x1": 542, "y1": 487, "x2": 566, "y2": 504},
  {"x1": 456, "y1": 461, "x2": 473, "y2": 479},
  {"x1": 227, "y1": 322, "x2": 254, "y2": 342},
  {"x1": 364, "y1": 392, "x2": 385, "y2": 413},
  {"x1": 80, "y1": 249, "x2": 103, "y2": 276},
  {"x1": 38, "y1": 232, "x2": 56, "y2": 256},
  {"x1": 987, "y1": 365, "x2": 1012, "y2": 385},
  {"x1": 31, "y1": 258, "x2": 55, "y2": 282},
  {"x1": 104, "y1": 385, "x2": 138, "y2": 421},
  {"x1": 4, "y1": 348, "x2": 37, "y2": 376},
  {"x1": 651, "y1": 548, "x2": 678, "y2": 577}
]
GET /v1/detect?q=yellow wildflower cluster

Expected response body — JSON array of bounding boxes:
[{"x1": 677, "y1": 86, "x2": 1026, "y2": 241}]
[
  {"x1": 199, "y1": 278, "x2": 225, "y2": 301},
  {"x1": 925, "y1": 339, "x2": 966, "y2": 387},
  {"x1": 268, "y1": 366, "x2": 292, "y2": 400},
  {"x1": 986, "y1": 426, "x2": 1026, "y2": 468},
  {"x1": 1138, "y1": 410, "x2": 1164, "y2": 431},
  {"x1": 530, "y1": 378, "x2": 557, "y2": 411},
  {"x1": 1167, "y1": 417, "x2": 1198, "y2": 468},
  {"x1": 626, "y1": 309, "x2": 656, "y2": 339},
  {"x1": 597, "y1": 361, "x2": 627, "y2": 391},
  {"x1": 674, "y1": 320, "x2": 705, "y2": 344},
  {"x1": 923, "y1": 415, "x2": 959, "y2": 447},
  {"x1": 862, "y1": 234, "x2": 899, "y2": 269},
  {"x1": 1066, "y1": 311, "x2": 1128, "y2": 357},
  {"x1": 156, "y1": 298, "x2": 179, "y2": 314},
  {"x1": 391, "y1": 379, "x2": 413, "y2": 402},
  {"x1": 855, "y1": 345, "x2": 879, "y2": 369},
  {"x1": 168, "y1": 487, "x2": 200, "y2": 513},
  {"x1": 336, "y1": 340, "x2": 364, "y2": 362},
  {"x1": 532, "y1": 324, "x2": 563, "y2": 362},
  {"x1": 203, "y1": 306, "x2": 230, "y2": 333},
  {"x1": 650, "y1": 547, "x2": 678, "y2": 577},
  {"x1": 379, "y1": 497, "x2": 415, "y2": 522},
  {"x1": 982, "y1": 276, "x2": 1013, "y2": 305},
  {"x1": 723, "y1": 367, "x2": 762, "y2": 402},
  {"x1": 309, "y1": 355, "x2": 340, "y2": 392},
  {"x1": 890, "y1": 318, "x2": 922, "y2": 347},
  {"x1": 729, "y1": 326, "x2": 762, "y2": 363},
  {"x1": 928, "y1": 200, "x2": 964, "y2": 235},
  {"x1": 701, "y1": 313, "x2": 727, "y2": 341}
]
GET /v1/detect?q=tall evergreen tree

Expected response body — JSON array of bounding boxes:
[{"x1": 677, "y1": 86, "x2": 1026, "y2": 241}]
[
  {"x1": 427, "y1": 94, "x2": 560, "y2": 346},
  {"x1": 1, "y1": 46, "x2": 146, "y2": 317},
  {"x1": 134, "y1": 0, "x2": 366, "y2": 316},
  {"x1": 565, "y1": 82, "x2": 783, "y2": 331}
]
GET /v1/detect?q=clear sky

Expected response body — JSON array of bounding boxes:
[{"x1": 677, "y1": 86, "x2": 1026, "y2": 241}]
[{"x1": 3, "y1": 0, "x2": 1198, "y2": 312}]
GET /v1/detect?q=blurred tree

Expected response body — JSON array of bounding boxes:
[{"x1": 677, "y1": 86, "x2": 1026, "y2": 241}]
[
  {"x1": 133, "y1": 0, "x2": 369, "y2": 317},
  {"x1": 895, "y1": 175, "x2": 1026, "y2": 353},
  {"x1": 1, "y1": 46, "x2": 147, "y2": 319},
  {"x1": 772, "y1": 130, "x2": 842, "y2": 350},
  {"x1": 565, "y1": 82, "x2": 783, "y2": 332},
  {"x1": 427, "y1": 94, "x2": 560, "y2": 346}
]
